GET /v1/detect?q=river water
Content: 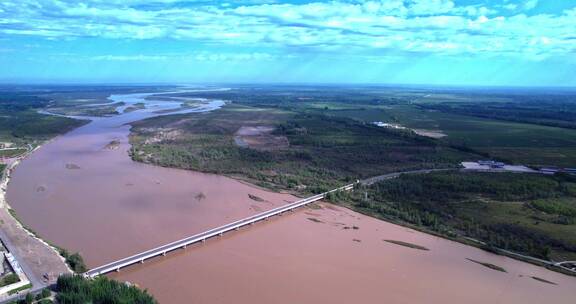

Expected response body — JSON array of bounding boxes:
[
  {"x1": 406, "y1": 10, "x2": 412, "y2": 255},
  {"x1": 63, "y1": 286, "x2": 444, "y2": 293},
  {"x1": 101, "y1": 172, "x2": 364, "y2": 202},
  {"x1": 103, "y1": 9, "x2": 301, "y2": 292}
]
[{"x1": 6, "y1": 89, "x2": 576, "y2": 303}]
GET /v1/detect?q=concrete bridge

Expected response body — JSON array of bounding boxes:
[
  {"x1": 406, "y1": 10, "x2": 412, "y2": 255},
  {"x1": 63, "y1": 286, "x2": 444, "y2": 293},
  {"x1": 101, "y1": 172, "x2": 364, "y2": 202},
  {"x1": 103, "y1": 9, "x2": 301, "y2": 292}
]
[{"x1": 84, "y1": 182, "x2": 356, "y2": 278}]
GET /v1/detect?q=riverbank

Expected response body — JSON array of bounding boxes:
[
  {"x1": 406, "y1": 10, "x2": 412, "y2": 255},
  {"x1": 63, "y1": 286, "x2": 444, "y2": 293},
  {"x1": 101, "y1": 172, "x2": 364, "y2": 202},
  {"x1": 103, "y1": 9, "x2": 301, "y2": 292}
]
[{"x1": 0, "y1": 144, "x2": 71, "y2": 300}]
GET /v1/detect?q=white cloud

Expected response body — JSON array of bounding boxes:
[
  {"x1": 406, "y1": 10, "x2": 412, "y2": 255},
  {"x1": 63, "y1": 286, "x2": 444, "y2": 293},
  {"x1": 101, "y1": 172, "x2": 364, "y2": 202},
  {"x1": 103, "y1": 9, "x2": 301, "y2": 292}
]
[
  {"x1": 523, "y1": 0, "x2": 539, "y2": 10},
  {"x1": 0, "y1": 0, "x2": 574, "y2": 61},
  {"x1": 85, "y1": 52, "x2": 280, "y2": 62}
]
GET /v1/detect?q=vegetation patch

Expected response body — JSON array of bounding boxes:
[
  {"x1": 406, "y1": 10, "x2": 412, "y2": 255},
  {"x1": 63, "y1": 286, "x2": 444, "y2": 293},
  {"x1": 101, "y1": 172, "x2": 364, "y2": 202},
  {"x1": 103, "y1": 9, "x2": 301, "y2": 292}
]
[
  {"x1": 56, "y1": 274, "x2": 157, "y2": 304},
  {"x1": 384, "y1": 239, "x2": 429, "y2": 251},
  {"x1": 345, "y1": 172, "x2": 576, "y2": 261},
  {"x1": 59, "y1": 249, "x2": 87, "y2": 273},
  {"x1": 466, "y1": 258, "x2": 507, "y2": 273},
  {"x1": 124, "y1": 102, "x2": 146, "y2": 113},
  {"x1": 47, "y1": 102, "x2": 124, "y2": 117},
  {"x1": 0, "y1": 273, "x2": 20, "y2": 287},
  {"x1": 7, "y1": 283, "x2": 32, "y2": 295},
  {"x1": 104, "y1": 140, "x2": 121, "y2": 150}
]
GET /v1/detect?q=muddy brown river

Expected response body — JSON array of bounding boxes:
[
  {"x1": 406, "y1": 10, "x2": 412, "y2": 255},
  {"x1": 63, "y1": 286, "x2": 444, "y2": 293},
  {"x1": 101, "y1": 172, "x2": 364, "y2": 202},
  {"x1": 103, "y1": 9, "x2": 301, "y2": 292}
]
[{"x1": 6, "y1": 89, "x2": 576, "y2": 303}]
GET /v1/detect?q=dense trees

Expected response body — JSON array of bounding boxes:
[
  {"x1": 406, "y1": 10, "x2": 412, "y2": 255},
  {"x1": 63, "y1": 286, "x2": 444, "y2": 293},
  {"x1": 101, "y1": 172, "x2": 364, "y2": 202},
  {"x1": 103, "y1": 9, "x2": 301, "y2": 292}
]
[
  {"x1": 422, "y1": 100, "x2": 576, "y2": 130},
  {"x1": 0, "y1": 91, "x2": 86, "y2": 141},
  {"x1": 371, "y1": 172, "x2": 574, "y2": 203},
  {"x1": 56, "y1": 275, "x2": 156, "y2": 304},
  {"x1": 345, "y1": 172, "x2": 576, "y2": 260},
  {"x1": 59, "y1": 250, "x2": 87, "y2": 273}
]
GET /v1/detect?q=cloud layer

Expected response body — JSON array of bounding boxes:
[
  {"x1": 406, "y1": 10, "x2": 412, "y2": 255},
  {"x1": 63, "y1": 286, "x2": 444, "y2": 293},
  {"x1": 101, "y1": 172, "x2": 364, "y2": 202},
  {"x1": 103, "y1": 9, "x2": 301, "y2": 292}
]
[{"x1": 1, "y1": 0, "x2": 575, "y2": 61}]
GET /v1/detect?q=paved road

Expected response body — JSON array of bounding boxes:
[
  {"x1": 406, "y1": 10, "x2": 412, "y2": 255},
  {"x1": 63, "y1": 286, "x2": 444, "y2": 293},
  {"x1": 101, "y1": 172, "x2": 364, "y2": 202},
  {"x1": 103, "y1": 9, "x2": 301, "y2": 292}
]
[
  {"x1": 0, "y1": 231, "x2": 43, "y2": 288},
  {"x1": 0, "y1": 228, "x2": 47, "y2": 304},
  {"x1": 360, "y1": 168, "x2": 454, "y2": 185}
]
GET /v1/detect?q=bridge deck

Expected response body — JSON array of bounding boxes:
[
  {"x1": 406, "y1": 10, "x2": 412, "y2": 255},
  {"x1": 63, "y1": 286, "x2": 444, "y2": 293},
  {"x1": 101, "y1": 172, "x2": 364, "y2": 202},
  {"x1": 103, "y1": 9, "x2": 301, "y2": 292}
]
[{"x1": 85, "y1": 183, "x2": 355, "y2": 277}]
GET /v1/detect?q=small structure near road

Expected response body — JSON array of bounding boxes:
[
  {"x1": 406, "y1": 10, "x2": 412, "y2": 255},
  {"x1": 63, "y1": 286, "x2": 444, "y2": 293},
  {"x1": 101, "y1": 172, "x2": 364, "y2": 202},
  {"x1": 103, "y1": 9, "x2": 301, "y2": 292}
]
[
  {"x1": 372, "y1": 121, "x2": 407, "y2": 129},
  {"x1": 0, "y1": 246, "x2": 31, "y2": 297},
  {"x1": 461, "y1": 161, "x2": 536, "y2": 173}
]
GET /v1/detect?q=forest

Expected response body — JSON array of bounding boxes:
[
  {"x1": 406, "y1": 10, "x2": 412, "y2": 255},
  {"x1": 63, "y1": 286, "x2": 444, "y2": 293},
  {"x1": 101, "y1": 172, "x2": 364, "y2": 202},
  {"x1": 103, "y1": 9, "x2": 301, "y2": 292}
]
[
  {"x1": 0, "y1": 91, "x2": 86, "y2": 142},
  {"x1": 337, "y1": 172, "x2": 576, "y2": 261},
  {"x1": 55, "y1": 275, "x2": 156, "y2": 304}
]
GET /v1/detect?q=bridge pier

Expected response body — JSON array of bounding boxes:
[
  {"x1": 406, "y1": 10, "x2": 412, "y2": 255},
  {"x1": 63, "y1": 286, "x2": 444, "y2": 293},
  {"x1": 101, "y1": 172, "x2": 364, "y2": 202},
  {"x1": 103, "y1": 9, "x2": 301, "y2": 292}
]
[
  {"x1": 140, "y1": 259, "x2": 144, "y2": 264},
  {"x1": 162, "y1": 252, "x2": 166, "y2": 256}
]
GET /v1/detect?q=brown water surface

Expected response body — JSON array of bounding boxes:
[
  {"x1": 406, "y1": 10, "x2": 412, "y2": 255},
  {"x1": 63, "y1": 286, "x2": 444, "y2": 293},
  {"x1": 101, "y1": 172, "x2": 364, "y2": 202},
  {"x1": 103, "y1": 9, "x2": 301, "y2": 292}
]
[
  {"x1": 112, "y1": 203, "x2": 576, "y2": 304},
  {"x1": 6, "y1": 89, "x2": 576, "y2": 303}
]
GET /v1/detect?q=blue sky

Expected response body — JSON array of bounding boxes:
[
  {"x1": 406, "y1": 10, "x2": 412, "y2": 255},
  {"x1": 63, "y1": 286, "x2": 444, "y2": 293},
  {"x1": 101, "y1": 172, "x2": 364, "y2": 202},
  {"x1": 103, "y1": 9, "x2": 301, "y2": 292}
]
[{"x1": 0, "y1": 0, "x2": 575, "y2": 86}]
